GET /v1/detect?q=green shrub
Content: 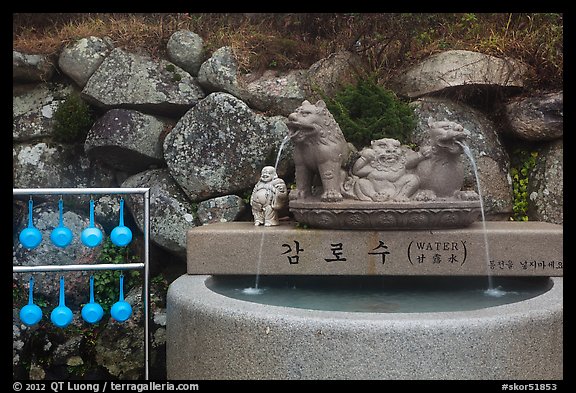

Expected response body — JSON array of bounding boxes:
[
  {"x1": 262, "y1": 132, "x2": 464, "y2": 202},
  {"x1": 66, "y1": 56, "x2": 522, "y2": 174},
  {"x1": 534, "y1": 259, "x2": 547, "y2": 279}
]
[
  {"x1": 52, "y1": 92, "x2": 94, "y2": 143},
  {"x1": 510, "y1": 148, "x2": 538, "y2": 221},
  {"x1": 93, "y1": 239, "x2": 140, "y2": 312},
  {"x1": 325, "y1": 78, "x2": 416, "y2": 149}
]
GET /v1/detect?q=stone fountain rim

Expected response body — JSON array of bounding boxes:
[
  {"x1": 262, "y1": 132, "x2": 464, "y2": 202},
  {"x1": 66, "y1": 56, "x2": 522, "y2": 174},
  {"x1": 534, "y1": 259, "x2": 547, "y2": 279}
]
[
  {"x1": 168, "y1": 275, "x2": 563, "y2": 379},
  {"x1": 172, "y1": 275, "x2": 561, "y2": 323}
]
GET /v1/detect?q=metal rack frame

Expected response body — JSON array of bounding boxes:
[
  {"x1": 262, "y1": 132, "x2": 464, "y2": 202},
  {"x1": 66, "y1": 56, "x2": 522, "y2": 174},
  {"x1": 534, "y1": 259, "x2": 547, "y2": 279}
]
[{"x1": 13, "y1": 187, "x2": 151, "y2": 380}]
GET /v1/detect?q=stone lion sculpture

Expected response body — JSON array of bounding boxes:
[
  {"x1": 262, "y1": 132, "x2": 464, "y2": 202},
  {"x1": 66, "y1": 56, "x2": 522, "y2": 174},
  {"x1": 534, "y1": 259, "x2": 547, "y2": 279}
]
[
  {"x1": 286, "y1": 100, "x2": 350, "y2": 202},
  {"x1": 412, "y1": 118, "x2": 478, "y2": 201}
]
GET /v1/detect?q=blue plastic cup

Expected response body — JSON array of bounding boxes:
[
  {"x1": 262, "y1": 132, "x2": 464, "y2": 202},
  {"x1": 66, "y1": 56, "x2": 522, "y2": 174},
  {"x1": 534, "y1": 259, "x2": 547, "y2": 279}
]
[
  {"x1": 81, "y1": 199, "x2": 103, "y2": 248},
  {"x1": 50, "y1": 199, "x2": 73, "y2": 248},
  {"x1": 111, "y1": 198, "x2": 132, "y2": 247},
  {"x1": 81, "y1": 276, "x2": 104, "y2": 324},
  {"x1": 19, "y1": 276, "x2": 42, "y2": 326},
  {"x1": 111, "y1": 274, "x2": 132, "y2": 322},
  {"x1": 50, "y1": 276, "x2": 73, "y2": 328},
  {"x1": 19, "y1": 199, "x2": 42, "y2": 249}
]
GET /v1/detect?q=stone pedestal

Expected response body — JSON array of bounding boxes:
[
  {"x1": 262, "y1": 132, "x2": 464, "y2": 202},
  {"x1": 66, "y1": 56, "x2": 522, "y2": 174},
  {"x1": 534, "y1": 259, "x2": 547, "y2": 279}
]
[{"x1": 186, "y1": 221, "x2": 563, "y2": 277}]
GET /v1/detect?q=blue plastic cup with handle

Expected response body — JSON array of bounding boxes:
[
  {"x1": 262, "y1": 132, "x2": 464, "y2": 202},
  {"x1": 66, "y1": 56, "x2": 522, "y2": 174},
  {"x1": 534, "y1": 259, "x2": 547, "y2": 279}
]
[
  {"x1": 50, "y1": 276, "x2": 73, "y2": 328},
  {"x1": 110, "y1": 198, "x2": 132, "y2": 247},
  {"x1": 81, "y1": 199, "x2": 103, "y2": 248},
  {"x1": 19, "y1": 276, "x2": 42, "y2": 327},
  {"x1": 81, "y1": 275, "x2": 104, "y2": 324},
  {"x1": 111, "y1": 274, "x2": 132, "y2": 322},
  {"x1": 50, "y1": 198, "x2": 73, "y2": 248},
  {"x1": 19, "y1": 198, "x2": 42, "y2": 249}
]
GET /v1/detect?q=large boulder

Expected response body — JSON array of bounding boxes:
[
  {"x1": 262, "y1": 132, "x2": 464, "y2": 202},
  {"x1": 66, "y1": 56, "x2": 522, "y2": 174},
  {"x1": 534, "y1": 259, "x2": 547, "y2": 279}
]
[
  {"x1": 84, "y1": 109, "x2": 166, "y2": 174},
  {"x1": 13, "y1": 83, "x2": 74, "y2": 142},
  {"x1": 13, "y1": 50, "x2": 55, "y2": 82},
  {"x1": 391, "y1": 50, "x2": 528, "y2": 98},
  {"x1": 307, "y1": 50, "x2": 366, "y2": 100},
  {"x1": 121, "y1": 169, "x2": 199, "y2": 259},
  {"x1": 58, "y1": 36, "x2": 113, "y2": 88},
  {"x1": 13, "y1": 143, "x2": 91, "y2": 190},
  {"x1": 196, "y1": 46, "x2": 243, "y2": 97},
  {"x1": 241, "y1": 69, "x2": 309, "y2": 116},
  {"x1": 13, "y1": 141, "x2": 118, "y2": 209},
  {"x1": 82, "y1": 48, "x2": 205, "y2": 117},
  {"x1": 197, "y1": 195, "x2": 246, "y2": 225},
  {"x1": 166, "y1": 30, "x2": 204, "y2": 76},
  {"x1": 528, "y1": 139, "x2": 563, "y2": 224},
  {"x1": 163, "y1": 92, "x2": 290, "y2": 201},
  {"x1": 504, "y1": 90, "x2": 563, "y2": 141}
]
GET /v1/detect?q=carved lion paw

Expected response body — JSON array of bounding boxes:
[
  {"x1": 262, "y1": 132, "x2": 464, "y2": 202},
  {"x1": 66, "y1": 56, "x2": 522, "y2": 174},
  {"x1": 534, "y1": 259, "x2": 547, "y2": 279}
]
[
  {"x1": 454, "y1": 190, "x2": 480, "y2": 201},
  {"x1": 412, "y1": 189, "x2": 437, "y2": 201},
  {"x1": 321, "y1": 190, "x2": 344, "y2": 202}
]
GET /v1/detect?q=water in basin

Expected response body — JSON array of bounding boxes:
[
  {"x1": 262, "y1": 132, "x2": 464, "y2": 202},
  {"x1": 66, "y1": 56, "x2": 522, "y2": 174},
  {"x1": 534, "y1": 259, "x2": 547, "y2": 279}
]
[{"x1": 208, "y1": 275, "x2": 552, "y2": 313}]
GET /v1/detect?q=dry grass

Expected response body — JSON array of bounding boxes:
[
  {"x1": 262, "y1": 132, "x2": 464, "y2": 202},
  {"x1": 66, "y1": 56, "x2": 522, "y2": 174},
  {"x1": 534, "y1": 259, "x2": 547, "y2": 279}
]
[{"x1": 13, "y1": 13, "x2": 562, "y2": 90}]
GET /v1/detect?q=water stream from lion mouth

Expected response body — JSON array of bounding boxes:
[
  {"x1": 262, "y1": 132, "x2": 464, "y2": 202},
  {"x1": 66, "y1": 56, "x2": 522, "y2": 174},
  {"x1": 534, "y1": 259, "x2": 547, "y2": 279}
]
[
  {"x1": 456, "y1": 140, "x2": 505, "y2": 297},
  {"x1": 274, "y1": 134, "x2": 291, "y2": 171}
]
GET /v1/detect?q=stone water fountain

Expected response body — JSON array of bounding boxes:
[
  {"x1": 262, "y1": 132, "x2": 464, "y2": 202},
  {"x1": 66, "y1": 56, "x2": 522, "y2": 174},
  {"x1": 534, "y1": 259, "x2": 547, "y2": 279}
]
[{"x1": 166, "y1": 100, "x2": 563, "y2": 380}]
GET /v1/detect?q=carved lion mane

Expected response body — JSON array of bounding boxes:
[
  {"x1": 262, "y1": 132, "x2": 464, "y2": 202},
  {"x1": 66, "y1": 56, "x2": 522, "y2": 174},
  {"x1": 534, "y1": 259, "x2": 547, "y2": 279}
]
[{"x1": 286, "y1": 100, "x2": 347, "y2": 146}]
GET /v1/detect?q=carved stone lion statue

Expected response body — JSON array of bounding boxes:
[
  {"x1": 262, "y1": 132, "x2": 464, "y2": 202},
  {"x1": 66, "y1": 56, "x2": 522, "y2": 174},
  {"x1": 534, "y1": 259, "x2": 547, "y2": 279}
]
[
  {"x1": 286, "y1": 100, "x2": 350, "y2": 202},
  {"x1": 412, "y1": 118, "x2": 478, "y2": 200}
]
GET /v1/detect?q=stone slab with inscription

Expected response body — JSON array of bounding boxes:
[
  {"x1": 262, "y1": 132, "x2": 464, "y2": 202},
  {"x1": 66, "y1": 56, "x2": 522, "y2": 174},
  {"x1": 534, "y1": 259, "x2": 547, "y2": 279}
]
[{"x1": 186, "y1": 221, "x2": 563, "y2": 276}]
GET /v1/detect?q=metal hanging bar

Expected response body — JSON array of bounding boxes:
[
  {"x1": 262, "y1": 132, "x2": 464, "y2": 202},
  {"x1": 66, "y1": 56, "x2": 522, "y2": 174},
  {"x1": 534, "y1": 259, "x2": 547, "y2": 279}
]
[
  {"x1": 13, "y1": 187, "x2": 149, "y2": 196},
  {"x1": 12, "y1": 187, "x2": 151, "y2": 380},
  {"x1": 13, "y1": 263, "x2": 145, "y2": 273}
]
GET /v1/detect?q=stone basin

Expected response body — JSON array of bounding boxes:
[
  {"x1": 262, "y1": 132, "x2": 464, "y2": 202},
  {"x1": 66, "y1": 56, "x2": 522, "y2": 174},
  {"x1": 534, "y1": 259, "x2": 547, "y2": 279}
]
[
  {"x1": 289, "y1": 199, "x2": 482, "y2": 230},
  {"x1": 166, "y1": 274, "x2": 563, "y2": 380}
]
